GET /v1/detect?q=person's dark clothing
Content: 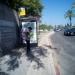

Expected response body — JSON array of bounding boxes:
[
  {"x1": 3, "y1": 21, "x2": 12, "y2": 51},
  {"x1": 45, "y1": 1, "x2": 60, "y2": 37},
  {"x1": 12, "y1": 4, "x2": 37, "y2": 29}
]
[
  {"x1": 26, "y1": 40, "x2": 30, "y2": 54},
  {"x1": 22, "y1": 28, "x2": 32, "y2": 55}
]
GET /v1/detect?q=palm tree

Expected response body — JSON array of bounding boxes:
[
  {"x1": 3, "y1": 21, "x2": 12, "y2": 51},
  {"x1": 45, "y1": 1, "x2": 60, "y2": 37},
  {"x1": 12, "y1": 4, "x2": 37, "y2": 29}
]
[
  {"x1": 72, "y1": 2, "x2": 75, "y2": 8},
  {"x1": 65, "y1": 9, "x2": 75, "y2": 26}
]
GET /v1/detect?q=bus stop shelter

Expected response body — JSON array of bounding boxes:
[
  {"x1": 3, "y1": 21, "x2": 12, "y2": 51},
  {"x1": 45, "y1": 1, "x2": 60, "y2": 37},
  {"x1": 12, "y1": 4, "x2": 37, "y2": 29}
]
[{"x1": 20, "y1": 16, "x2": 40, "y2": 47}]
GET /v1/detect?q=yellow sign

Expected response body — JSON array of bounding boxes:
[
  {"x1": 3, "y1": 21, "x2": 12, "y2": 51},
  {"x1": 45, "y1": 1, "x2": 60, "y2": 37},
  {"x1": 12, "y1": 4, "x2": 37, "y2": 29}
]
[{"x1": 19, "y1": 8, "x2": 26, "y2": 16}]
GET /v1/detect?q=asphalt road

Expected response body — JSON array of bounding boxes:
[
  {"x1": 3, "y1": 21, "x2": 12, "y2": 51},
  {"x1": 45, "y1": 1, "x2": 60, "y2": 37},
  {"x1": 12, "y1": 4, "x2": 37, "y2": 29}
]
[{"x1": 50, "y1": 31, "x2": 75, "y2": 75}]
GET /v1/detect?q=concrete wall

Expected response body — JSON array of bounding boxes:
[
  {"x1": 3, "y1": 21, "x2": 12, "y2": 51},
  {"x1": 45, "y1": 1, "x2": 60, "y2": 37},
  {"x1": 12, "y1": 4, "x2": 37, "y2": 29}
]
[{"x1": 0, "y1": 3, "x2": 19, "y2": 51}]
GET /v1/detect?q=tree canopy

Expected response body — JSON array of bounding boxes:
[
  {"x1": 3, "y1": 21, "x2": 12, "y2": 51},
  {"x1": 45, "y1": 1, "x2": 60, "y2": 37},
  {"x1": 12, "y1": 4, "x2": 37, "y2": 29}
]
[
  {"x1": 72, "y1": 2, "x2": 75, "y2": 9},
  {"x1": 0, "y1": 0, "x2": 43, "y2": 17},
  {"x1": 22, "y1": 0, "x2": 43, "y2": 16},
  {"x1": 65, "y1": 9, "x2": 75, "y2": 26}
]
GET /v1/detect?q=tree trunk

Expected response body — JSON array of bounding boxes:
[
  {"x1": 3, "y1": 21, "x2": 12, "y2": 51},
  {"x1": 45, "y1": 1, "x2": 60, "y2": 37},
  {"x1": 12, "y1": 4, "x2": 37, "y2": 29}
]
[{"x1": 69, "y1": 17, "x2": 72, "y2": 26}]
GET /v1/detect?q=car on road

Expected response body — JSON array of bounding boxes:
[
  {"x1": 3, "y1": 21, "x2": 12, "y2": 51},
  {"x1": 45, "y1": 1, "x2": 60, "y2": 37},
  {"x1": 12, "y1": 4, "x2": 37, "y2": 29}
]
[
  {"x1": 54, "y1": 28, "x2": 61, "y2": 32},
  {"x1": 64, "y1": 28, "x2": 75, "y2": 36}
]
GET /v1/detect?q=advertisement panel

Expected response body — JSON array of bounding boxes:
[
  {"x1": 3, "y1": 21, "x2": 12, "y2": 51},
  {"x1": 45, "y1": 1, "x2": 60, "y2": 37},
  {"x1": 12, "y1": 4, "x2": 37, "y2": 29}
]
[{"x1": 22, "y1": 21, "x2": 37, "y2": 44}]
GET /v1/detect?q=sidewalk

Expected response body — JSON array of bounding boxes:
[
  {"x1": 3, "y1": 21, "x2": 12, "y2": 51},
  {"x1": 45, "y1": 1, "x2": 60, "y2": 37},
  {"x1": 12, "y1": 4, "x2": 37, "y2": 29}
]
[
  {"x1": 26, "y1": 32, "x2": 56, "y2": 75},
  {"x1": 0, "y1": 31, "x2": 60, "y2": 75}
]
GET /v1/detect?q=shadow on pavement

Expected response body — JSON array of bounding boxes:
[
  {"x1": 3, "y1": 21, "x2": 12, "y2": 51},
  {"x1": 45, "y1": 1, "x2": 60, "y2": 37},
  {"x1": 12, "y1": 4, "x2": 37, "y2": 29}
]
[
  {"x1": 0, "y1": 46, "x2": 48, "y2": 74},
  {"x1": 26, "y1": 46, "x2": 48, "y2": 69},
  {"x1": 0, "y1": 48, "x2": 24, "y2": 75},
  {"x1": 44, "y1": 45, "x2": 60, "y2": 54},
  {"x1": 44, "y1": 45, "x2": 57, "y2": 50},
  {"x1": 0, "y1": 67, "x2": 9, "y2": 75},
  {"x1": 0, "y1": 72, "x2": 9, "y2": 75}
]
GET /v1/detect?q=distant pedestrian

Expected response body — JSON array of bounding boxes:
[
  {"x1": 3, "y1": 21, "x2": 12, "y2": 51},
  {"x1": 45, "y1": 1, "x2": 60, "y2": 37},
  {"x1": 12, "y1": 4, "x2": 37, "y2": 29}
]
[{"x1": 22, "y1": 27, "x2": 32, "y2": 54}]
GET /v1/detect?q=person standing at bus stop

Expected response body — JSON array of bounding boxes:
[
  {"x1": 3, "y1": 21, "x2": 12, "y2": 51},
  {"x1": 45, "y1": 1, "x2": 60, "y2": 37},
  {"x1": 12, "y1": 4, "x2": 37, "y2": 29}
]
[{"x1": 23, "y1": 27, "x2": 32, "y2": 55}]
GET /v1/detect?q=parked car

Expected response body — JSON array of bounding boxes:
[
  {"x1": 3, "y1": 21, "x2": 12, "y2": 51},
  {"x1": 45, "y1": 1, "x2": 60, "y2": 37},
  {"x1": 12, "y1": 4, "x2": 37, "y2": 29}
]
[{"x1": 64, "y1": 28, "x2": 75, "y2": 36}]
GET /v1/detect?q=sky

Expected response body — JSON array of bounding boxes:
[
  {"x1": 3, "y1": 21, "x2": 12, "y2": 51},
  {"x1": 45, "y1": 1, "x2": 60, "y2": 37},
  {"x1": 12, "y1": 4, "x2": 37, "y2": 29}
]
[{"x1": 41, "y1": 0, "x2": 75, "y2": 25}]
